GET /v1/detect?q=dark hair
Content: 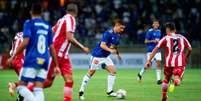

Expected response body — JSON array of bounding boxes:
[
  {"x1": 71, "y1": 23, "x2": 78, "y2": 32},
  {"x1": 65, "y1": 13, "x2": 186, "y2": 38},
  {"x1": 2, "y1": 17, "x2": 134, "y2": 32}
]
[
  {"x1": 165, "y1": 22, "x2": 176, "y2": 31},
  {"x1": 67, "y1": 3, "x2": 78, "y2": 13},
  {"x1": 113, "y1": 18, "x2": 124, "y2": 26},
  {"x1": 152, "y1": 19, "x2": 159, "y2": 23},
  {"x1": 31, "y1": 3, "x2": 42, "y2": 15}
]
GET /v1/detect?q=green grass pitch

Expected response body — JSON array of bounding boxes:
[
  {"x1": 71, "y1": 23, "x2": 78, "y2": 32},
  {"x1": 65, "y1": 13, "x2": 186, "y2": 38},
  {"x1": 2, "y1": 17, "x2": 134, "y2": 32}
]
[{"x1": 0, "y1": 69, "x2": 201, "y2": 101}]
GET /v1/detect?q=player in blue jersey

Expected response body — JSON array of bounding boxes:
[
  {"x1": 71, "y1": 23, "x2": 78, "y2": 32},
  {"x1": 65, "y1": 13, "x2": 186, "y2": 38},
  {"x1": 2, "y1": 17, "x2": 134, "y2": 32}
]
[
  {"x1": 78, "y1": 19, "x2": 125, "y2": 100},
  {"x1": 8, "y1": 3, "x2": 60, "y2": 101},
  {"x1": 137, "y1": 20, "x2": 162, "y2": 85}
]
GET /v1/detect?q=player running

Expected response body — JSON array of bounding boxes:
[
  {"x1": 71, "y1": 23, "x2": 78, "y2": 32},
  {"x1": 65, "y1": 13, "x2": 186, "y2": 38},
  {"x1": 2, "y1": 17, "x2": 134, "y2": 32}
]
[
  {"x1": 145, "y1": 22, "x2": 192, "y2": 101},
  {"x1": 8, "y1": 3, "x2": 60, "y2": 101},
  {"x1": 137, "y1": 20, "x2": 162, "y2": 84},
  {"x1": 78, "y1": 19, "x2": 125, "y2": 100},
  {"x1": 41, "y1": 3, "x2": 89, "y2": 101}
]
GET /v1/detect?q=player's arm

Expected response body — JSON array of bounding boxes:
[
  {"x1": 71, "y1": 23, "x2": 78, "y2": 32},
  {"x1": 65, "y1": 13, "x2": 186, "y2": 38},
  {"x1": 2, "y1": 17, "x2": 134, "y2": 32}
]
[
  {"x1": 66, "y1": 32, "x2": 89, "y2": 54},
  {"x1": 145, "y1": 46, "x2": 159, "y2": 68},
  {"x1": 100, "y1": 42, "x2": 116, "y2": 54},
  {"x1": 115, "y1": 47, "x2": 122, "y2": 60},
  {"x1": 49, "y1": 44, "x2": 59, "y2": 67},
  {"x1": 184, "y1": 37, "x2": 192, "y2": 63}
]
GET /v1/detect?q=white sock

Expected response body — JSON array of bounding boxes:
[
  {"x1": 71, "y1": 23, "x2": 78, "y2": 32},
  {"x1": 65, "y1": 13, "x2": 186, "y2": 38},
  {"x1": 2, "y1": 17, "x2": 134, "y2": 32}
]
[
  {"x1": 17, "y1": 85, "x2": 37, "y2": 101},
  {"x1": 156, "y1": 69, "x2": 161, "y2": 81},
  {"x1": 107, "y1": 74, "x2": 116, "y2": 92},
  {"x1": 34, "y1": 87, "x2": 44, "y2": 101},
  {"x1": 79, "y1": 74, "x2": 91, "y2": 92},
  {"x1": 139, "y1": 67, "x2": 145, "y2": 76}
]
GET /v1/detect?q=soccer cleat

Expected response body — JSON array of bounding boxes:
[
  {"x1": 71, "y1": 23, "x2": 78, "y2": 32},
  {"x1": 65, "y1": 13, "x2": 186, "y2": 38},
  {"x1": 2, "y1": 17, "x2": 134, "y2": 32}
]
[
  {"x1": 16, "y1": 94, "x2": 24, "y2": 101},
  {"x1": 79, "y1": 91, "x2": 85, "y2": 100},
  {"x1": 8, "y1": 82, "x2": 16, "y2": 96},
  {"x1": 107, "y1": 90, "x2": 117, "y2": 97},
  {"x1": 168, "y1": 83, "x2": 175, "y2": 93},
  {"x1": 157, "y1": 80, "x2": 162, "y2": 85},
  {"x1": 137, "y1": 73, "x2": 142, "y2": 82}
]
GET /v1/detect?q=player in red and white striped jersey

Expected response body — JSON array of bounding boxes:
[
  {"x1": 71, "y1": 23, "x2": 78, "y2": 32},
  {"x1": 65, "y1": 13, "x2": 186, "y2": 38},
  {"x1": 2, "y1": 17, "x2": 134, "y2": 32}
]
[
  {"x1": 45, "y1": 3, "x2": 89, "y2": 101},
  {"x1": 9, "y1": 32, "x2": 24, "y2": 75},
  {"x1": 145, "y1": 22, "x2": 192, "y2": 101}
]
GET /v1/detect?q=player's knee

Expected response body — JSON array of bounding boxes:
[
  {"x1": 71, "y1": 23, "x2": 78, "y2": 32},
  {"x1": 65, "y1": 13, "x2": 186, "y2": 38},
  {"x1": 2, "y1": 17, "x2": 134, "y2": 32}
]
[
  {"x1": 110, "y1": 72, "x2": 116, "y2": 75},
  {"x1": 174, "y1": 79, "x2": 181, "y2": 86}
]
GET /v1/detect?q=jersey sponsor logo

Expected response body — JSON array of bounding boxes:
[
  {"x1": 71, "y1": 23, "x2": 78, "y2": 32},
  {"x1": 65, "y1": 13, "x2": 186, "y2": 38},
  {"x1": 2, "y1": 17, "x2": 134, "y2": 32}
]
[
  {"x1": 37, "y1": 57, "x2": 45, "y2": 65},
  {"x1": 34, "y1": 22, "x2": 49, "y2": 29}
]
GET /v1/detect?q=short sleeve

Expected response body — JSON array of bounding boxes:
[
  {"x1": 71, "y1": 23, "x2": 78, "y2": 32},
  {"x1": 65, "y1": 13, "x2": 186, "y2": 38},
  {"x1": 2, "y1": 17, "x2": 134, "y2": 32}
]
[
  {"x1": 145, "y1": 31, "x2": 151, "y2": 40},
  {"x1": 66, "y1": 16, "x2": 76, "y2": 33},
  {"x1": 101, "y1": 32, "x2": 110, "y2": 43},
  {"x1": 183, "y1": 36, "x2": 191, "y2": 48},
  {"x1": 23, "y1": 20, "x2": 31, "y2": 38}
]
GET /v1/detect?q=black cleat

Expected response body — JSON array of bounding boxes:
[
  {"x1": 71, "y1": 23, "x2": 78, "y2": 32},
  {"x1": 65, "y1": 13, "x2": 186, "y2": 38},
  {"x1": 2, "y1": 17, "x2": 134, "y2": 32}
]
[
  {"x1": 79, "y1": 91, "x2": 85, "y2": 100},
  {"x1": 107, "y1": 90, "x2": 117, "y2": 97},
  {"x1": 137, "y1": 73, "x2": 142, "y2": 81},
  {"x1": 16, "y1": 94, "x2": 24, "y2": 101},
  {"x1": 157, "y1": 80, "x2": 162, "y2": 85}
]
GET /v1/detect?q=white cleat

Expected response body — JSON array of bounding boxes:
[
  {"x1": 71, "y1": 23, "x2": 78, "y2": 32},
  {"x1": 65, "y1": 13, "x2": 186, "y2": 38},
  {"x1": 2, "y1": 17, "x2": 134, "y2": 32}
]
[{"x1": 8, "y1": 82, "x2": 16, "y2": 96}]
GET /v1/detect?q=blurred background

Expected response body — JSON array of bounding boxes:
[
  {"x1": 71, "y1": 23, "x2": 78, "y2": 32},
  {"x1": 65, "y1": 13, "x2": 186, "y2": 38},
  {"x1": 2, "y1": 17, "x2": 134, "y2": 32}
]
[{"x1": 0, "y1": 0, "x2": 200, "y2": 69}]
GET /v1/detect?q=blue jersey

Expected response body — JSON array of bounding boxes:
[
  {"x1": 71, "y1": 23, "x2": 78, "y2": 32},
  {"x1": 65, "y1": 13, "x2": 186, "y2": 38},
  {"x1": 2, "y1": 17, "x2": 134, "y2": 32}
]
[
  {"x1": 23, "y1": 18, "x2": 53, "y2": 70},
  {"x1": 92, "y1": 29, "x2": 120, "y2": 57},
  {"x1": 145, "y1": 28, "x2": 161, "y2": 52}
]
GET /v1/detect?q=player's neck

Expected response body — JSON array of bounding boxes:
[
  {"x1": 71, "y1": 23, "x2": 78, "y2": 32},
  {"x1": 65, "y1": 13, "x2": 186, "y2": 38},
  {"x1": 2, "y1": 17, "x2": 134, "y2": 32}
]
[{"x1": 32, "y1": 15, "x2": 41, "y2": 19}]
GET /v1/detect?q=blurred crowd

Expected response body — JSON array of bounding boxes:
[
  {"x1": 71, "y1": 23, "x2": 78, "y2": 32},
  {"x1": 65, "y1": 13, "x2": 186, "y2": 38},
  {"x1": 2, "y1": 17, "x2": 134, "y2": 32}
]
[{"x1": 0, "y1": 0, "x2": 201, "y2": 53}]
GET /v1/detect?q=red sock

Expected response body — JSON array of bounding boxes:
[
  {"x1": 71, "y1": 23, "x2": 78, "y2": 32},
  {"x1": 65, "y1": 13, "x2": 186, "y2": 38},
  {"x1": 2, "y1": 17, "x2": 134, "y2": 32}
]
[
  {"x1": 162, "y1": 81, "x2": 168, "y2": 100},
  {"x1": 64, "y1": 82, "x2": 73, "y2": 101},
  {"x1": 174, "y1": 79, "x2": 180, "y2": 86},
  {"x1": 27, "y1": 83, "x2": 34, "y2": 91},
  {"x1": 43, "y1": 80, "x2": 52, "y2": 88}
]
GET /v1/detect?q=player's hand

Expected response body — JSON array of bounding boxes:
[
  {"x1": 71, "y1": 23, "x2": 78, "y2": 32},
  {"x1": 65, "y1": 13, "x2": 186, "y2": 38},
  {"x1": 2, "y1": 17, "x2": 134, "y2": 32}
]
[
  {"x1": 83, "y1": 47, "x2": 90, "y2": 54},
  {"x1": 7, "y1": 56, "x2": 14, "y2": 66},
  {"x1": 117, "y1": 54, "x2": 122, "y2": 61},
  {"x1": 54, "y1": 66, "x2": 61, "y2": 77},
  {"x1": 145, "y1": 60, "x2": 151, "y2": 69},
  {"x1": 110, "y1": 49, "x2": 117, "y2": 54}
]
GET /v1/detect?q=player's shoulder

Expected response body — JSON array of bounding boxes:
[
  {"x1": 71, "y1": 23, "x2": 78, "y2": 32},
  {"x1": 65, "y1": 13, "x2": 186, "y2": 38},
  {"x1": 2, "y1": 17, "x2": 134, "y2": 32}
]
[{"x1": 147, "y1": 28, "x2": 153, "y2": 32}]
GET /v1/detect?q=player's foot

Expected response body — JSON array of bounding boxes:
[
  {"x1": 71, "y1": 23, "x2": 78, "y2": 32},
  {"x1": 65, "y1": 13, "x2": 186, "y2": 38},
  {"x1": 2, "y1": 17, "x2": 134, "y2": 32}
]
[
  {"x1": 107, "y1": 90, "x2": 117, "y2": 97},
  {"x1": 137, "y1": 73, "x2": 142, "y2": 82},
  {"x1": 168, "y1": 83, "x2": 175, "y2": 93},
  {"x1": 79, "y1": 91, "x2": 85, "y2": 100},
  {"x1": 157, "y1": 80, "x2": 162, "y2": 85},
  {"x1": 16, "y1": 94, "x2": 24, "y2": 101},
  {"x1": 8, "y1": 82, "x2": 16, "y2": 96},
  {"x1": 162, "y1": 95, "x2": 168, "y2": 101}
]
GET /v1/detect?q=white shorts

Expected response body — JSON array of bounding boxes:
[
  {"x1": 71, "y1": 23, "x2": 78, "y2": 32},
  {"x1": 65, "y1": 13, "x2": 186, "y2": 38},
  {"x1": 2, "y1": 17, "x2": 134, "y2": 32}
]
[
  {"x1": 147, "y1": 52, "x2": 162, "y2": 61},
  {"x1": 89, "y1": 56, "x2": 114, "y2": 70},
  {"x1": 19, "y1": 67, "x2": 48, "y2": 83}
]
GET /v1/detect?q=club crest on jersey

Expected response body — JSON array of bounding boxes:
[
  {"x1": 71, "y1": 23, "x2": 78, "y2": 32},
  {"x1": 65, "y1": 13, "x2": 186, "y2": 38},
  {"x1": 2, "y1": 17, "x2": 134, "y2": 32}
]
[{"x1": 37, "y1": 58, "x2": 45, "y2": 65}]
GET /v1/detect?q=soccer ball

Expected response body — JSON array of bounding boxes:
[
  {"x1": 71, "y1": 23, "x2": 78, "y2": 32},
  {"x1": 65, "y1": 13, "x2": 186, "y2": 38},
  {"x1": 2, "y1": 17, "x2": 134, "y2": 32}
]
[{"x1": 116, "y1": 89, "x2": 127, "y2": 99}]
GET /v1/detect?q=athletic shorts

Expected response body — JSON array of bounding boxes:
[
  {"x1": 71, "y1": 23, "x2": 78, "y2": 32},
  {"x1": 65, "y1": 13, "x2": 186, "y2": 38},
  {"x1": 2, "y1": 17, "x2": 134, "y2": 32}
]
[
  {"x1": 147, "y1": 52, "x2": 162, "y2": 61},
  {"x1": 12, "y1": 58, "x2": 23, "y2": 76},
  {"x1": 19, "y1": 67, "x2": 48, "y2": 83},
  {"x1": 89, "y1": 56, "x2": 114, "y2": 70},
  {"x1": 164, "y1": 66, "x2": 185, "y2": 82},
  {"x1": 47, "y1": 57, "x2": 72, "y2": 80}
]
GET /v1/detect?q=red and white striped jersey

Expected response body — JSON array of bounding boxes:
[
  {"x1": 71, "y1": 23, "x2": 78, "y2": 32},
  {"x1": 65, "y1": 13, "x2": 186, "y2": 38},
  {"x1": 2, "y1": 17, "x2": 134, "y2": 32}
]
[
  {"x1": 157, "y1": 33, "x2": 191, "y2": 67},
  {"x1": 52, "y1": 14, "x2": 76, "y2": 59},
  {"x1": 10, "y1": 32, "x2": 24, "y2": 61}
]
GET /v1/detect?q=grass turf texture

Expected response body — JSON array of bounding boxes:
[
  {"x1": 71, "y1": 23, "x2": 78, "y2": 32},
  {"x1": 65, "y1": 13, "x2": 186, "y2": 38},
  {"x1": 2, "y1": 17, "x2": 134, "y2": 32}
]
[{"x1": 0, "y1": 69, "x2": 201, "y2": 101}]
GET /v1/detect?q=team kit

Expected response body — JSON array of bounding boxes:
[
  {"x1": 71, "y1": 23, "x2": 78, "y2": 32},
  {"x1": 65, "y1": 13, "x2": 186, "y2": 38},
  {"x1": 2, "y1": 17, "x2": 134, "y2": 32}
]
[{"x1": 7, "y1": 3, "x2": 192, "y2": 101}]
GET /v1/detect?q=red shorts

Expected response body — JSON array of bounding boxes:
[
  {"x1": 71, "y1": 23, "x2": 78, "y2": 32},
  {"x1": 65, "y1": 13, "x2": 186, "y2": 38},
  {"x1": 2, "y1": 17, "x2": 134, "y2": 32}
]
[
  {"x1": 47, "y1": 57, "x2": 72, "y2": 80},
  {"x1": 11, "y1": 58, "x2": 23, "y2": 76},
  {"x1": 164, "y1": 66, "x2": 185, "y2": 82}
]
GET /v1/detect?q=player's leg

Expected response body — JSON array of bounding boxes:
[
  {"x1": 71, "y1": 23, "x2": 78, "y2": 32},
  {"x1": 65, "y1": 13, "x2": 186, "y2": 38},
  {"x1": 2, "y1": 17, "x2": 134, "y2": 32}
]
[
  {"x1": 33, "y1": 68, "x2": 49, "y2": 101},
  {"x1": 104, "y1": 57, "x2": 116, "y2": 96},
  {"x1": 162, "y1": 67, "x2": 173, "y2": 101},
  {"x1": 173, "y1": 66, "x2": 185, "y2": 86},
  {"x1": 16, "y1": 68, "x2": 37, "y2": 101},
  {"x1": 137, "y1": 53, "x2": 151, "y2": 81},
  {"x1": 60, "y1": 58, "x2": 74, "y2": 101},
  {"x1": 155, "y1": 52, "x2": 162, "y2": 84},
  {"x1": 105, "y1": 65, "x2": 117, "y2": 96},
  {"x1": 79, "y1": 56, "x2": 98, "y2": 100}
]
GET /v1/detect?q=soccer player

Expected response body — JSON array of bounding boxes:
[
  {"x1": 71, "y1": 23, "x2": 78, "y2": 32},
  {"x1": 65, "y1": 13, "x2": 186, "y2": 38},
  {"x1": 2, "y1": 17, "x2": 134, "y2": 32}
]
[
  {"x1": 145, "y1": 22, "x2": 192, "y2": 101},
  {"x1": 78, "y1": 19, "x2": 125, "y2": 100},
  {"x1": 8, "y1": 3, "x2": 60, "y2": 101},
  {"x1": 42, "y1": 3, "x2": 89, "y2": 101},
  {"x1": 137, "y1": 20, "x2": 162, "y2": 84}
]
